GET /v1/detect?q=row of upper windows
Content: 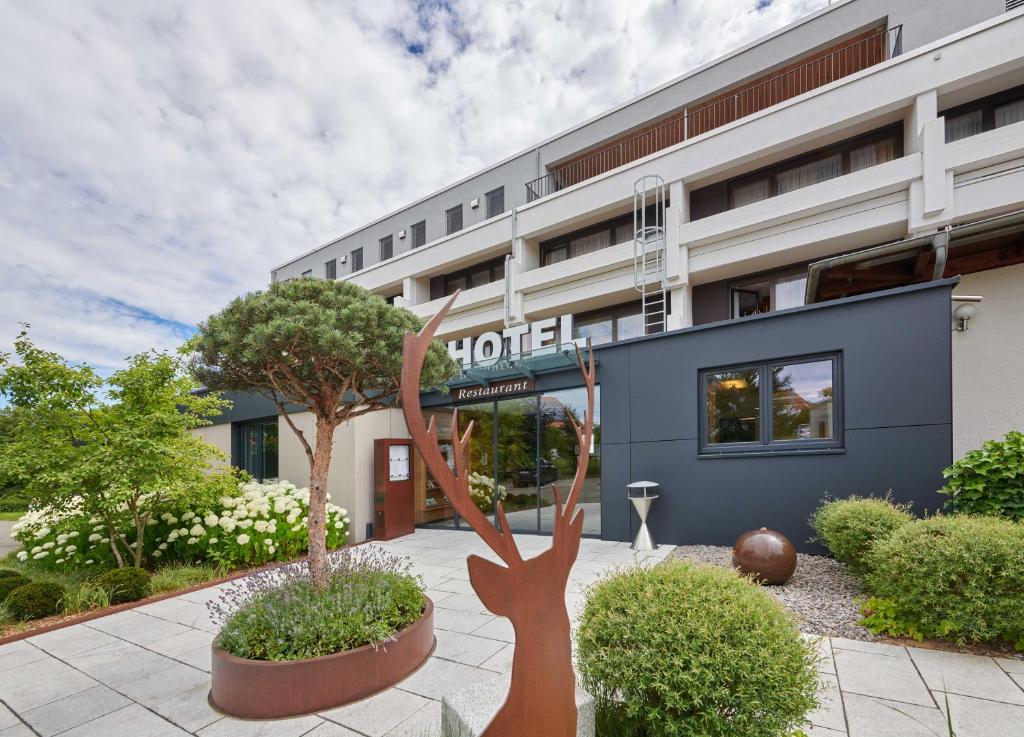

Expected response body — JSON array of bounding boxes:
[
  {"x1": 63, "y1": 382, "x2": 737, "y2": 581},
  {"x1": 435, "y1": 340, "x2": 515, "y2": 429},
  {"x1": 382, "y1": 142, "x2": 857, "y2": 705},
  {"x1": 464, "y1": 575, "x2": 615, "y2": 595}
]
[
  {"x1": 307, "y1": 187, "x2": 507, "y2": 280},
  {"x1": 943, "y1": 84, "x2": 1024, "y2": 143},
  {"x1": 298, "y1": 86, "x2": 1024, "y2": 283}
]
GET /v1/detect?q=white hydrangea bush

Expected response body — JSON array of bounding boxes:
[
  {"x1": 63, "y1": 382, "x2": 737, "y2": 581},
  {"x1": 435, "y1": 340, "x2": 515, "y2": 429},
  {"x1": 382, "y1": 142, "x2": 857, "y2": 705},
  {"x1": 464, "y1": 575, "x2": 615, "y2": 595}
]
[
  {"x1": 11, "y1": 480, "x2": 350, "y2": 571},
  {"x1": 467, "y1": 471, "x2": 506, "y2": 515}
]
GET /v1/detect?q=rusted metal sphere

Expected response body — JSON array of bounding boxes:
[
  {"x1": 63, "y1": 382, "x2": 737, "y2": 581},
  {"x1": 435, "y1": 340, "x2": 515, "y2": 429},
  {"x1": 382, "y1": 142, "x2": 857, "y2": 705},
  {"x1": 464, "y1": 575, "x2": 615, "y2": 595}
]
[{"x1": 732, "y1": 527, "x2": 797, "y2": 585}]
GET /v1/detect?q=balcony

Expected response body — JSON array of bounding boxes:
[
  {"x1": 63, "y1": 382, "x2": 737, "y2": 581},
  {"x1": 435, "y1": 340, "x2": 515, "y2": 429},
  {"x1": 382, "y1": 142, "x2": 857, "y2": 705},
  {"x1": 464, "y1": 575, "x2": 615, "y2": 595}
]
[{"x1": 525, "y1": 25, "x2": 903, "y2": 202}]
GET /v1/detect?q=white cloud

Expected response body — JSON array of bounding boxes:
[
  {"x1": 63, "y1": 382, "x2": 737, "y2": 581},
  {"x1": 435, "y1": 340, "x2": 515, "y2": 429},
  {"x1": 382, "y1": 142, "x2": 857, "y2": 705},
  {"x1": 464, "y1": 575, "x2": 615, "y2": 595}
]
[{"x1": 0, "y1": 0, "x2": 826, "y2": 369}]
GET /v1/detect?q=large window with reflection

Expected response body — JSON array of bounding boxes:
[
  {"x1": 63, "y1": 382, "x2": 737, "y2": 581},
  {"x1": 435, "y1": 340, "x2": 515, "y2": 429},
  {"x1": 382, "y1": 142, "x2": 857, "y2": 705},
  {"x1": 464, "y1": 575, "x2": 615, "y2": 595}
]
[
  {"x1": 702, "y1": 354, "x2": 840, "y2": 454},
  {"x1": 416, "y1": 387, "x2": 601, "y2": 535}
]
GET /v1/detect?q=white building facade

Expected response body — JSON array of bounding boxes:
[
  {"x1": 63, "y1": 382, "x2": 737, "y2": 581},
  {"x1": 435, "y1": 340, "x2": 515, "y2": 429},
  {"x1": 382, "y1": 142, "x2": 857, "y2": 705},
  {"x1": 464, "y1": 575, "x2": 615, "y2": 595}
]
[{"x1": 208, "y1": 0, "x2": 1024, "y2": 548}]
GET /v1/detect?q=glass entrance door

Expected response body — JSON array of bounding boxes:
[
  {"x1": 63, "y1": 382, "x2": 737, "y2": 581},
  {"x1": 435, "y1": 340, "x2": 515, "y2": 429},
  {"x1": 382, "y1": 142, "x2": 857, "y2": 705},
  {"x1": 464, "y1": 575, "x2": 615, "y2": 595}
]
[
  {"x1": 539, "y1": 388, "x2": 601, "y2": 535},
  {"x1": 496, "y1": 397, "x2": 540, "y2": 532},
  {"x1": 414, "y1": 386, "x2": 601, "y2": 536}
]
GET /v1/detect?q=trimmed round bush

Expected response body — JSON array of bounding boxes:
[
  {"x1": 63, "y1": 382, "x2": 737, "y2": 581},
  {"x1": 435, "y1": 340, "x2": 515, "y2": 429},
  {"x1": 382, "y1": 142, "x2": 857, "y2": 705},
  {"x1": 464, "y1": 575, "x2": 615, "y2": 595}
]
[
  {"x1": 864, "y1": 515, "x2": 1024, "y2": 646},
  {"x1": 810, "y1": 496, "x2": 912, "y2": 576},
  {"x1": 576, "y1": 562, "x2": 818, "y2": 737},
  {"x1": 0, "y1": 569, "x2": 23, "y2": 578},
  {"x1": 95, "y1": 568, "x2": 152, "y2": 605},
  {"x1": 5, "y1": 581, "x2": 65, "y2": 620},
  {"x1": 0, "y1": 574, "x2": 31, "y2": 602}
]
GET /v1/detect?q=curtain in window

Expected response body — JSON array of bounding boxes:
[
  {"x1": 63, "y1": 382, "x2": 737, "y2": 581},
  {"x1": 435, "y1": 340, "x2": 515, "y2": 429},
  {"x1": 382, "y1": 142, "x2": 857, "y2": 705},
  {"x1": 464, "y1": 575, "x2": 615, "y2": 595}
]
[
  {"x1": 776, "y1": 153, "x2": 842, "y2": 195},
  {"x1": 850, "y1": 138, "x2": 897, "y2": 172},
  {"x1": 613, "y1": 222, "x2": 633, "y2": 245},
  {"x1": 732, "y1": 178, "x2": 771, "y2": 208},
  {"x1": 570, "y1": 230, "x2": 610, "y2": 257},
  {"x1": 995, "y1": 99, "x2": 1024, "y2": 128},
  {"x1": 945, "y1": 110, "x2": 983, "y2": 142}
]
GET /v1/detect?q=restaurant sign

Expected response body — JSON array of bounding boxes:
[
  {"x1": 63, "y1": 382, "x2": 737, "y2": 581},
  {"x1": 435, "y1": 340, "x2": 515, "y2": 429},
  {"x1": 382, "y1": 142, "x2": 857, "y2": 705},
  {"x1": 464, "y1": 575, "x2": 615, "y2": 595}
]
[{"x1": 453, "y1": 377, "x2": 535, "y2": 401}]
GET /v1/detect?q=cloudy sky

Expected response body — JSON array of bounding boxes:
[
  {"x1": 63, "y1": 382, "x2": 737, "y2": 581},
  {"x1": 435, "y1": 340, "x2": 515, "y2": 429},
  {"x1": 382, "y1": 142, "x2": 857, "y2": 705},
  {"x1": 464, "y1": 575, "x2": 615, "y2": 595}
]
[{"x1": 0, "y1": 0, "x2": 827, "y2": 373}]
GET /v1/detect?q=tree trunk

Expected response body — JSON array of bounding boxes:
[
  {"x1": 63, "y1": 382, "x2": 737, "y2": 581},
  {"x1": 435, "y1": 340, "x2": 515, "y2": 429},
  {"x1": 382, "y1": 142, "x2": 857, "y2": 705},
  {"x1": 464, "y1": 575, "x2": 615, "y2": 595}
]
[{"x1": 307, "y1": 417, "x2": 336, "y2": 589}]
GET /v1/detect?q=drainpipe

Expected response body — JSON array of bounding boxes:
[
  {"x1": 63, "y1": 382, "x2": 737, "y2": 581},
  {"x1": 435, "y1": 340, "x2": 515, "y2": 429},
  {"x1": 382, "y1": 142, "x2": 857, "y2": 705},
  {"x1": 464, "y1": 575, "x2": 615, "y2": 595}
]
[{"x1": 931, "y1": 226, "x2": 950, "y2": 280}]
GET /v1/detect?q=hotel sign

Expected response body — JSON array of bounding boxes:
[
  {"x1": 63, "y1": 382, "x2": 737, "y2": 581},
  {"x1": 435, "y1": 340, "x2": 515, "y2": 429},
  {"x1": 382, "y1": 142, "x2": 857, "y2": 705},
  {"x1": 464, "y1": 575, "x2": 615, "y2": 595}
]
[
  {"x1": 453, "y1": 377, "x2": 535, "y2": 401},
  {"x1": 447, "y1": 314, "x2": 582, "y2": 365}
]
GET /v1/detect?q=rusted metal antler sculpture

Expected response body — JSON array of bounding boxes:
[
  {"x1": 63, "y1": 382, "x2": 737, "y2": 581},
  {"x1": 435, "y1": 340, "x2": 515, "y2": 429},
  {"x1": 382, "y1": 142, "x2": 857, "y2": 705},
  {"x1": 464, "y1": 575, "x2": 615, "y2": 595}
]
[{"x1": 402, "y1": 292, "x2": 596, "y2": 737}]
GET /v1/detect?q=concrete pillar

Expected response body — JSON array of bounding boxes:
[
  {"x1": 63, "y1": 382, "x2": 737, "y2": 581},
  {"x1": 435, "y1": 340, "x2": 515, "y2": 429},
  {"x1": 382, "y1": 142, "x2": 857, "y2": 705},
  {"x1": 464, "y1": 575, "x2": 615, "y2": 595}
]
[
  {"x1": 666, "y1": 180, "x2": 693, "y2": 330},
  {"x1": 401, "y1": 275, "x2": 430, "y2": 306},
  {"x1": 906, "y1": 90, "x2": 953, "y2": 234}
]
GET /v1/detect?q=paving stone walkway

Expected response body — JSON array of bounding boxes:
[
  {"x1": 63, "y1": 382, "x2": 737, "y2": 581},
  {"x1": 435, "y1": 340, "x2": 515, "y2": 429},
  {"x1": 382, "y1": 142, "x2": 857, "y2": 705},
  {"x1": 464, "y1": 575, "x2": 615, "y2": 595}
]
[{"x1": 1, "y1": 528, "x2": 1022, "y2": 736}]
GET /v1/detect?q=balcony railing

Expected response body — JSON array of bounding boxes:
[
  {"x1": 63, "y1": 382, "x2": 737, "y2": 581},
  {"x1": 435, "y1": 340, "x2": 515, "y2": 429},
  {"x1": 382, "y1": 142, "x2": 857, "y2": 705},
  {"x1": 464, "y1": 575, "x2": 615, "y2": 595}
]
[{"x1": 526, "y1": 25, "x2": 903, "y2": 202}]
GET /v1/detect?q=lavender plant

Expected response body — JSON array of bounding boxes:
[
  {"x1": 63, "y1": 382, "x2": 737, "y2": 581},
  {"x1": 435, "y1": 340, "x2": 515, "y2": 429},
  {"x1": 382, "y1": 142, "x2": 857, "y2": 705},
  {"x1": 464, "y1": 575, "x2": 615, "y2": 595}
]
[{"x1": 210, "y1": 546, "x2": 425, "y2": 661}]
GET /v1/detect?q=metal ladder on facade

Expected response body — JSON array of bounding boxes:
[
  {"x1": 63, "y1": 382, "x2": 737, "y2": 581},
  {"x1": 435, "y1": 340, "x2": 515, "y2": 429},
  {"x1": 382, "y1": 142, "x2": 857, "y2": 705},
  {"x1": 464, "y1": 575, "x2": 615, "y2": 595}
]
[{"x1": 633, "y1": 175, "x2": 667, "y2": 335}]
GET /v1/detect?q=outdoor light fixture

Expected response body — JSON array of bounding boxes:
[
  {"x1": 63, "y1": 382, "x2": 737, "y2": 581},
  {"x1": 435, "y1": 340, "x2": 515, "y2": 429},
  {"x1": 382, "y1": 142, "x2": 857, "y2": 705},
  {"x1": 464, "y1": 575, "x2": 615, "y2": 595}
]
[
  {"x1": 398, "y1": 229, "x2": 406, "y2": 239},
  {"x1": 952, "y1": 295, "x2": 983, "y2": 331},
  {"x1": 469, "y1": 197, "x2": 480, "y2": 209}
]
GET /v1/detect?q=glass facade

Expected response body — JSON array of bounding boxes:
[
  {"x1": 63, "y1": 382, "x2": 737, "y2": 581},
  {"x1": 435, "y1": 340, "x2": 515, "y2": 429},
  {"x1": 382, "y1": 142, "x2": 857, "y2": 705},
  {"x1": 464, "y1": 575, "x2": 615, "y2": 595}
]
[{"x1": 417, "y1": 387, "x2": 601, "y2": 536}]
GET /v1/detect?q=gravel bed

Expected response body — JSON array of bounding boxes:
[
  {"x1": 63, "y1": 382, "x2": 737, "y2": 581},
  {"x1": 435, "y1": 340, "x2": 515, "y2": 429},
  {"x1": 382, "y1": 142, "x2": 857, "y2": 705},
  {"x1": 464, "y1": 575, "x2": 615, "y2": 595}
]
[{"x1": 666, "y1": 545, "x2": 876, "y2": 641}]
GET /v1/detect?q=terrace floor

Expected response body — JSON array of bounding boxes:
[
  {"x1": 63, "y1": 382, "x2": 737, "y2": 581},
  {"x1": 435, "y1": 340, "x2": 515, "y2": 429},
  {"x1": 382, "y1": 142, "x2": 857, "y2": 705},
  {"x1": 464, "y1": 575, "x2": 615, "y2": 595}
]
[{"x1": 1, "y1": 528, "x2": 1022, "y2": 737}]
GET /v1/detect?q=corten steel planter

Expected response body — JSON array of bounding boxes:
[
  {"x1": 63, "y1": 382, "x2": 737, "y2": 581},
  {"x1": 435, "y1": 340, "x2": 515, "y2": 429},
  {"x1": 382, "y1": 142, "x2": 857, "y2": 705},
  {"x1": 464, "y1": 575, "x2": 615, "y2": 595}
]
[{"x1": 210, "y1": 597, "x2": 434, "y2": 719}]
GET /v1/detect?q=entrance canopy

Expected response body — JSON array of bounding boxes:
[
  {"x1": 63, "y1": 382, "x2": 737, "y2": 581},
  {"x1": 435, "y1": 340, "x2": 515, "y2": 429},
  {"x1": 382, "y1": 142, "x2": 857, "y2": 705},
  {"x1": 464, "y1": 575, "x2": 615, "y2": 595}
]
[
  {"x1": 805, "y1": 209, "x2": 1024, "y2": 303},
  {"x1": 449, "y1": 342, "x2": 592, "y2": 388}
]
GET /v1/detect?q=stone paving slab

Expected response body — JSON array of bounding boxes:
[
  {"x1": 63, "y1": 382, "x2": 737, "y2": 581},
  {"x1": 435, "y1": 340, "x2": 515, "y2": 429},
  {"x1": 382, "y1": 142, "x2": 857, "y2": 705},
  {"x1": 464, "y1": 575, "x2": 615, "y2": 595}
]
[{"x1": 1, "y1": 528, "x2": 1022, "y2": 736}]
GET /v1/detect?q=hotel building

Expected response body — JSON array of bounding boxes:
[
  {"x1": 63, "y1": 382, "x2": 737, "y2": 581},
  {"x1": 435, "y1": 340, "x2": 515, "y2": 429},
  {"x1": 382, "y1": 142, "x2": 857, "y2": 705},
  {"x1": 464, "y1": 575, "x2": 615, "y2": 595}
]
[{"x1": 200, "y1": 0, "x2": 1024, "y2": 550}]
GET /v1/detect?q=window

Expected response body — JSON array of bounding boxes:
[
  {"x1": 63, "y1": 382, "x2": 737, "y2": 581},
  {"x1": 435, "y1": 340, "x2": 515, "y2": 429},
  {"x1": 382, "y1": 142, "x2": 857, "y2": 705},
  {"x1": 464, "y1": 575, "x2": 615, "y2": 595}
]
[
  {"x1": 572, "y1": 302, "x2": 650, "y2": 347},
  {"x1": 411, "y1": 220, "x2": 426, "y2": 248},
  {"x1": 441, "y1": 256, "x2": 506, "y2": 296},
  {"x1": 942, "y1": 84, "x2": 1024, "y2": 142},
  {"x1": 324, "y1": 259, "x2": 337, "y2": 279},
  {"x1": 350, "y1": 248, "x2": 363, "y2": 272},
  {"x1": 379, "y1": 235, "x2": 393, "y2": 261},
  {"x1": 485, "y1": 187, "x2": 505, "y2": 218},
  {"x1": 539, "y1": 207, "x2": 655, "y2": 266},
  {"x1": 691, "y1": 125, "x2": 902, "y2": 218},
  {"x1": 730, "y1": 271, "x2": 807, "y2": 318},
  {"x1": 301, "y1": 269, "x2": 312, "y2": 278},
  {"x1": 446, "y1": 204, "x2": 463, "y2": 235},
  {"x1": 701, "y1": 354, "x2": 840, "y2": 454},
  {"x1": 727, "y1": 126, "x2": 900, "y2": 209}
]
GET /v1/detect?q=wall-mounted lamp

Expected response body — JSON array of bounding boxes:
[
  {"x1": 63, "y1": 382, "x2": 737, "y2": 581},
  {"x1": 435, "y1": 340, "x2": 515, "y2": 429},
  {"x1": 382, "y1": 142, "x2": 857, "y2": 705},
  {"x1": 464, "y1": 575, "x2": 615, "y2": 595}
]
[
  {"x1": 469, "y1": 197, "x2": 480, "y2": 209},
  {"x1": 398, "y1": 229, "x2": 406, "y2": 240},
  {"x1": 952, "y1": 295, "x2": 982, "y2": 331}
]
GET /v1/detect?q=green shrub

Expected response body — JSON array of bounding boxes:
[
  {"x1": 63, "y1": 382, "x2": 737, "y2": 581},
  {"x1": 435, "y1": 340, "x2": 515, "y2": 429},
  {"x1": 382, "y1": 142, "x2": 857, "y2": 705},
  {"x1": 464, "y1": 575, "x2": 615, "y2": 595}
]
[
  {"x1": 810, "y1": 495, "x2": 913, "y2": 576},
  {"x1": 940, "y1": 431, "x2": 1024, "y2": 520},
  {"x1": 0, "y1": 569, "x2": 23, "y2": 578},
  {"x1": 5, "y1": 581, "x2": 65, "y2": 620},
  {"x1": 864, "y1": 515, "x2": 1024, "y2": 648},
  {"x1": 95, "y1": 568, "x2": 151, "y2": 604},
  {"x1": 0, "y1": 574, "x2": 30, "y2": 602},
  {"x1": 61, "y1": 582, "x2": 112, "y2": 615},
  {"x1": 215, "y1": 548, "x2": 424, "y2": 661},
  {"x1": 576, "y1": 562, "x2": 818, "y2": 737},
  {"x1": 150, "y1": 563, "x2": 224, "y2": 595}
]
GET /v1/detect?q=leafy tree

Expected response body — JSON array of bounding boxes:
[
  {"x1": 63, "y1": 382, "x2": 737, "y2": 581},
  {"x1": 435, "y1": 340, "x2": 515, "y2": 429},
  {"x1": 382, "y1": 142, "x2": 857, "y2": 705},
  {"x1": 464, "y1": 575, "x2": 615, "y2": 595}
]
[
  {"x1": 188, "y1": 278, "x2": 456, "y2": 587},
  {"x1": 0, "y1": 330, "x2": 229, "y2": 567}
]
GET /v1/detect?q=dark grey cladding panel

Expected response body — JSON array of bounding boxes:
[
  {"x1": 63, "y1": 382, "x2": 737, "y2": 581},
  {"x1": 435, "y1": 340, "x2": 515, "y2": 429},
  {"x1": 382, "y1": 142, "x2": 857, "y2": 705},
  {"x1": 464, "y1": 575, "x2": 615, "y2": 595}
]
[
  {"x1": 628, "y1": 423, "x2": 951, "y2": 554},
  {"x1": 620, "y1": 280, "x2": 953, "y2": 444},
  {"x1": 201, "y1": 390, "x2": 288, "y2": 424},
  {"x1": 600, "y1": 442, "x2": 632, "y2": 543},
  {"x1": 594, "y1": 345, "x2": 630, "y2": 445},
  {"x1": 606, "y1": 280, "x2": 955, "y2": 552}
]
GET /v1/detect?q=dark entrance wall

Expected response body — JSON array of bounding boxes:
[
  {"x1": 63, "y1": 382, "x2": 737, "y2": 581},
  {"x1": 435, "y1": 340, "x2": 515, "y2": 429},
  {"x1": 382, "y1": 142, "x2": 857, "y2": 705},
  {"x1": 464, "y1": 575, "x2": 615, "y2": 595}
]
[{"x1": 599, "y1": 279, "x2": 955, "y2": 553}]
